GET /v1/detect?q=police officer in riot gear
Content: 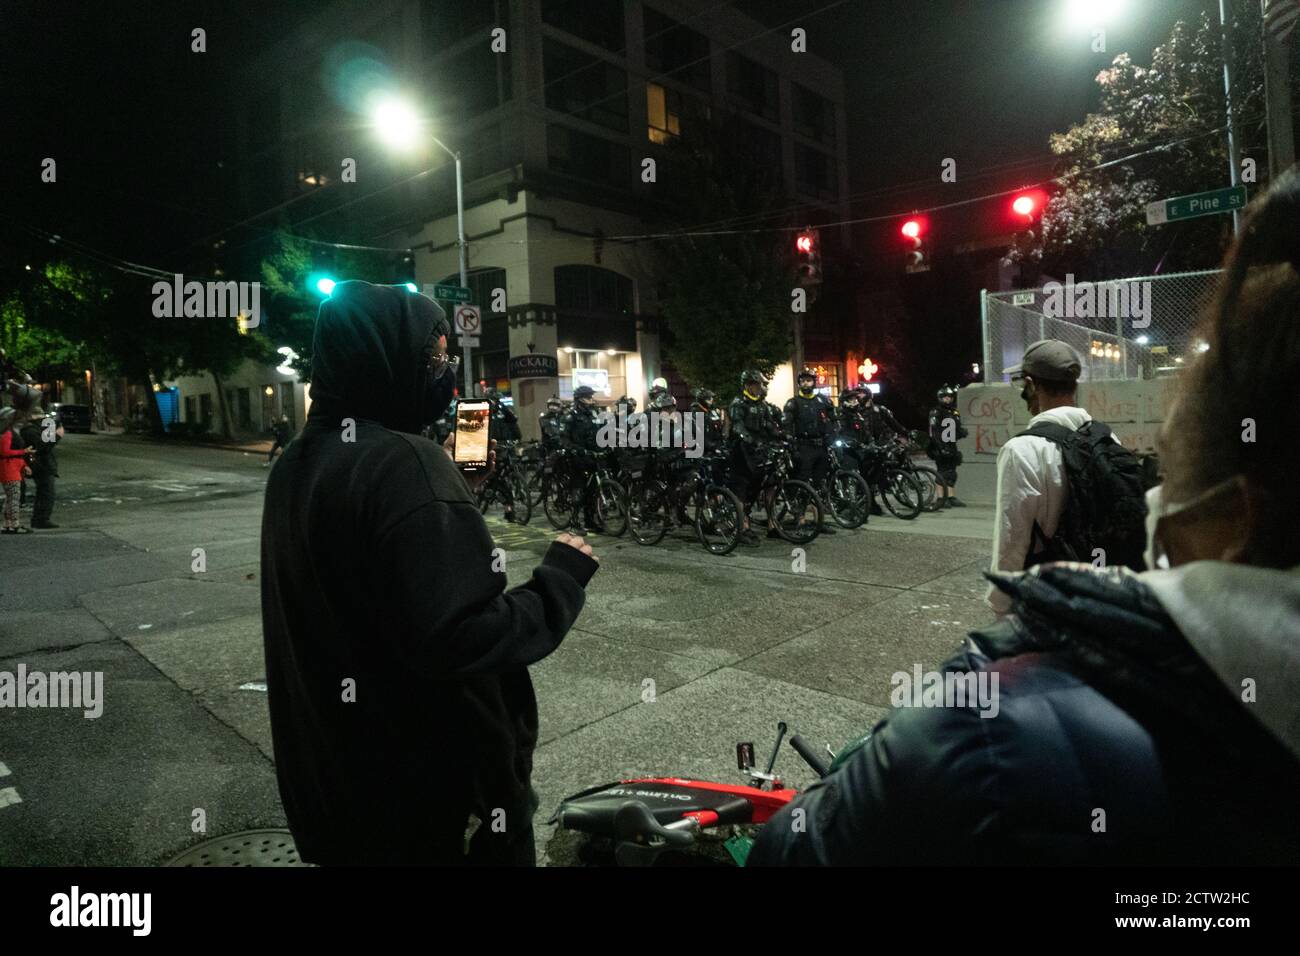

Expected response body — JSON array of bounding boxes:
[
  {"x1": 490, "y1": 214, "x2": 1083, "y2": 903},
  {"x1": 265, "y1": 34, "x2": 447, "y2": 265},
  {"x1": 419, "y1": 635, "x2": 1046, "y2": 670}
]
[
  {"x1": 484, "y1": 387, "x2": 521, "y2": 444},
  {"x1": 784, "y1": 368, "x2": 837, "y2": 534},
  {"x1": 728, "y1": 369, "x2": 781, "y2": 545},
  {"x1": 690, "y1": 387, "x2": 725, "y2": 456},
  {"x1": 862, "y1": 388, "x2": 906, "y2": 443},
  {"x1": 928, "y1": 384, "x2": 968, "y2": 508},
  {"x1": 564, "y1": 385, "x2": 605, "y2": 531},
  {"x1": 539, "y1": 396, "x2": 566, "y2": 452}
]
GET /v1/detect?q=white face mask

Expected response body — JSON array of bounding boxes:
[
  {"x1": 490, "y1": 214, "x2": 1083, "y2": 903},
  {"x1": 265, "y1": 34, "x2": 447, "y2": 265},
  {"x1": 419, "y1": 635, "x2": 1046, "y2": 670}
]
[{"x1": 1144, "y1": 485, "x2": 1167, "y2": 570}]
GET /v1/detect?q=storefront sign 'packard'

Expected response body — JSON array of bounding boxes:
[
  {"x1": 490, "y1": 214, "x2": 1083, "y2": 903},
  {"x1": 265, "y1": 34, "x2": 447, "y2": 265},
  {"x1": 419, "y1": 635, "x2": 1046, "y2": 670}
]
[{"x1": 508, "y1": 355, "x2": 560, "y2": 379}]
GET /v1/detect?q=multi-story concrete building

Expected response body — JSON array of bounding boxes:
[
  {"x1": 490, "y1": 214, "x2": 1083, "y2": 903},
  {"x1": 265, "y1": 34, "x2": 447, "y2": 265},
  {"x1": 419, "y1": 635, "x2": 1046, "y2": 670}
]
[{"x1": 198, "y1": 0, "x2": 849, "y2": 439}]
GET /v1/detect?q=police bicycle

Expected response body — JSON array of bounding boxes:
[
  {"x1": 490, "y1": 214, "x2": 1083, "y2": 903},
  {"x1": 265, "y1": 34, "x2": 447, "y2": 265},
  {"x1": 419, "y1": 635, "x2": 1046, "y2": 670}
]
[{"x1": 625, "y1": 451, "x2": 745, "y2": 555}]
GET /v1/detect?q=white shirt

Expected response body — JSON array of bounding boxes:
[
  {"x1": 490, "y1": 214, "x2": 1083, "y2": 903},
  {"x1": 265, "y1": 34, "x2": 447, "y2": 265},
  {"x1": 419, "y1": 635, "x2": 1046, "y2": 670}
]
[{"x1": 986, "y1": 406, "x2": 1096, "y2": 614}]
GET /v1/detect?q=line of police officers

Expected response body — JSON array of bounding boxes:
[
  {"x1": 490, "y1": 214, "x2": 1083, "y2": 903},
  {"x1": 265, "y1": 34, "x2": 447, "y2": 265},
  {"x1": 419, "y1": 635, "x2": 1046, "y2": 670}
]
[{"x1": 533, "y1": 369, "x2": 968, "y2": 541}]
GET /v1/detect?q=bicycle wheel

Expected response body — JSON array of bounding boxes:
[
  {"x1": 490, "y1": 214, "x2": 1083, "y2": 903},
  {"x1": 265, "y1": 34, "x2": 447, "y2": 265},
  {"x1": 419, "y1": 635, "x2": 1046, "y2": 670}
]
[
  {"x1": 595, "y1": 477, "x2": 629, "y2": 538},
  {"x1": 507, "y1": 472, "x2": 532, "y2": 525},
  {"x1": 774, "y1": 480, "x2": 822, "y2": 544},
  {"x1": 827, "y1": 469, "x2": 871, "y2": 529},
  {"x1": 910, "y1": 465, "x2": 940, "y2": 511},
  {"x1": 525, "y1": 466, "x2": 544, "y2": 508},
  {"x1": 694, "y1": 484, "x2": 744, "y2": 555},
  {"x1": 882, "y1": 470, "x2": 924, "y2": 520},
  {"x1": 542, "y1": 473, "x2": 576, "y2": 530},
  {"x1": 627, "y1": 478, "x2": 670, "y2": 546}
]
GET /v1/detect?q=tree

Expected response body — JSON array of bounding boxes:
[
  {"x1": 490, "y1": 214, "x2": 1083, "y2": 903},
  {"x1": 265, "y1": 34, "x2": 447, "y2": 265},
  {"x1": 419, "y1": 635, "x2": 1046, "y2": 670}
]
[
  {"x1": 257, "y1": 231, "x2": 403, "y2": 380},
  {"x1": 646, "y1": 116, "x2": 798, "y2": 402},
  {"x1": 1017, "y1": 0, "x2": 1292, "y2": 280}
]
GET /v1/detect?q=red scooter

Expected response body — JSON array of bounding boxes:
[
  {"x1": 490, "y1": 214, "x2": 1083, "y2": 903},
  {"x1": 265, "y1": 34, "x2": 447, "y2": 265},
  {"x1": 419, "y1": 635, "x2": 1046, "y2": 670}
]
[{"x1": 549, "y1": 722, "x2": 832, "y2": 866}]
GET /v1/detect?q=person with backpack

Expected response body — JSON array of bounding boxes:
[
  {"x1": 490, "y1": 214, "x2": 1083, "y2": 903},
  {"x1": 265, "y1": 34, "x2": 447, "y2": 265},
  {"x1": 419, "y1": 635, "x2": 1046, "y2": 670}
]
[{"x1": 986, "y1": 339, "x2": 1148, "y2": 614}]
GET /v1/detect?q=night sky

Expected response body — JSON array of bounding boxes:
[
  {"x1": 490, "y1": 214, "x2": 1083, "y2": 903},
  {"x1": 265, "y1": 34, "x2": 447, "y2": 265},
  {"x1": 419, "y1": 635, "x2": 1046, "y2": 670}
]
[{"x1": 1, "y1": 0, "x2": 1227, "y2": 269}]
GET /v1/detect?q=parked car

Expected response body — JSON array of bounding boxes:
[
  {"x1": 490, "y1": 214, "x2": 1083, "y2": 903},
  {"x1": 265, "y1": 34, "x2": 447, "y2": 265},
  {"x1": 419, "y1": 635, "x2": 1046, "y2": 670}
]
[{"x1": 52, "y1": 403, "x2": 93, "y2": 433}]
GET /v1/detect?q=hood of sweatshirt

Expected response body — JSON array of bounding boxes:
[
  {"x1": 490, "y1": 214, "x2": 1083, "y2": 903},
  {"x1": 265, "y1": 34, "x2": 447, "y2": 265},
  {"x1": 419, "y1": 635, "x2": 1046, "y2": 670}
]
[
  {"x1": 1143, "y1": 561, "x2": 1300, "y2": 762},
  {"x1": 307, "y1": 280, "x2": 450, "y2": 435}
]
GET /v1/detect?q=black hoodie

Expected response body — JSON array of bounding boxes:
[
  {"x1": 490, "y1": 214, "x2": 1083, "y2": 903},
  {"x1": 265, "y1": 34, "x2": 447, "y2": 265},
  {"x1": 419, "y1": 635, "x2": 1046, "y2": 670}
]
[{"x1": 260, "y1": 281, "x2": 597, "y2": 864}]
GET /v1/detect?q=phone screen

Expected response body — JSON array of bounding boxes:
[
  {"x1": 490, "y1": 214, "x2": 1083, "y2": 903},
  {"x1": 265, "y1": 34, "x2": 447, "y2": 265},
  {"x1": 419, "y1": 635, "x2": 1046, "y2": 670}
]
[{"x1": 453, "y1": 400, "x2": 491, "y2": 470}]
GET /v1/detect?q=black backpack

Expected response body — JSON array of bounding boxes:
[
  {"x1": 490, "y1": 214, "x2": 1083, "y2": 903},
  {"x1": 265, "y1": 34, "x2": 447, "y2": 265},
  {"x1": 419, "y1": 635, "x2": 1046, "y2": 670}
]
[{"x1": 1021, "y1": 419, "x2": 1149, "y2": 572}]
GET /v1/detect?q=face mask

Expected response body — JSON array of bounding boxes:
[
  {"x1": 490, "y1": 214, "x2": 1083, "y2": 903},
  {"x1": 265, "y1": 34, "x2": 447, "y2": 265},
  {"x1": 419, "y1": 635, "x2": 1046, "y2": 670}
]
[
  {"x1": 744, "y1": 388, "x2": 761, "y2": 401},
  {"x1": 800, "y1": 386, "x2": 814, "y2": 397},
  {"x1": 1144, "y1": 485, "x2": 1167, "y2": 571}
]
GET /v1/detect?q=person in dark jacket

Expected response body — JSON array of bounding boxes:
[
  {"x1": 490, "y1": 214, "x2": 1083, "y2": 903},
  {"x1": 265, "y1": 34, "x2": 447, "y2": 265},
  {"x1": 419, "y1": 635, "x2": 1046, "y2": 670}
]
[
  {"x1": 728, "y1": 369, "x2": 780, "y2": 545},
  {"x1": 260, "y1": 281, "x2": 599, "y2": 865},
  {"x1": 750, "y1": 169, "x2": 1300, "y2": 867},
  {"x1": 927, "y1": 384, "x2": 968, "y2": 508},
  {"x1": 19, "y1": 408, "x2": 62, "y2": 529},
  {"x1": 265, "y1": 415, "x2": 293, "y2": 466}
]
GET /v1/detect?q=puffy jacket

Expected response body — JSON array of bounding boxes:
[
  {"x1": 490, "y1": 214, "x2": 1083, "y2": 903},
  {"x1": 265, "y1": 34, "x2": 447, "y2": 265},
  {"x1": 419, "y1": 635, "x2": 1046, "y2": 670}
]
[{"x1": 750, "y1": 561, "x2": 1300, "y2": 866}]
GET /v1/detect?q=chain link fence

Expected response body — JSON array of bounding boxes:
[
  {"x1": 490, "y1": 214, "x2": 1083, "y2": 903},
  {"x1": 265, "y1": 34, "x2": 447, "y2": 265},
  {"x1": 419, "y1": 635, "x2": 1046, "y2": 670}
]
[{"x1": 981, "y1": 269, "x2": 1224, "y2": 383}]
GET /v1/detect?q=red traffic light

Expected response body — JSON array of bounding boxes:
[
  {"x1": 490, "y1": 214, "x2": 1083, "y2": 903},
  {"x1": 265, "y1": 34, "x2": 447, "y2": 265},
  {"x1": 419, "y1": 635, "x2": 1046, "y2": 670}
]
[
  {"x1": 796, "y1": 233, "x2": 814, "y2": 254},
  {"x1": 900, "y1": 219, "x2": 923, "y2": 240},
  {"x1": 1011, "y1": 189, "x2": 1047, "y2": 219}
]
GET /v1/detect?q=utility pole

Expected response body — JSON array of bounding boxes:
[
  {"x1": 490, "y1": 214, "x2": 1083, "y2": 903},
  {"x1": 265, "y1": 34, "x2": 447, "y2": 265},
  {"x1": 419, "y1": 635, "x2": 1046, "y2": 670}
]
[
  {"x1": 1262, "y1": 0, "x2": 1298, "y2": 178},
  {"x1": 1220, "y1": 0, "x2": 1244, "y2": 235}
]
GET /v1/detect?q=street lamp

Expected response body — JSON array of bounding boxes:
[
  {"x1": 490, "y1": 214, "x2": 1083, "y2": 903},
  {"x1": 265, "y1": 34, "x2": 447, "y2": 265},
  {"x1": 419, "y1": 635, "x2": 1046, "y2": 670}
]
[{"x1": 371, "y1": 94, "x2": 471, "y2": 390}]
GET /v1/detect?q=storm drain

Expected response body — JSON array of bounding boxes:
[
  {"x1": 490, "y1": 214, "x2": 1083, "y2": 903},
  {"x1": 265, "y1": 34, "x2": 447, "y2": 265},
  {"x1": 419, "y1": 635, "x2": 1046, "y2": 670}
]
[{"x1": 164, "y1": 828, "x2": 310, "y2": 867}]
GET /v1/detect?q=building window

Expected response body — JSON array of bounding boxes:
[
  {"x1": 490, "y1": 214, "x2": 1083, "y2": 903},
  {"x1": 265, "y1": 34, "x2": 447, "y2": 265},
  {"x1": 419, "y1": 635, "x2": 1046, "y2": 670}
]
[
  {"x1": 726, "y1": 52, "x2": 778, "y2": 122},
  {"x1": 543, "y1": 38, "x2": 627, "y2": 133},
  {"x1": 733, "y1": 118, "x2": 784, "y2": 184},
  {"x1": 646, "y1": 82, "x2": 709, "y2": 144},
  {"x1": 185, "y1": 395, "x2": 197, "y2": 424},
  {"x1": 199, "y1": 394, "x2": 213, "y2": 428},
  {"x1": 541, "y1": 0, "x2": 624, "y2": 52},
  {"x1": 795, "y1": 143, "x2": 837, "y2": 199},
  {"x1": 280, "y1": 383, "x2": 296, "y2": 430},
  {"x1": 547, "y1": 124, "x2": 630, "y2": 189},
  {"x1": 644, "y1": 7, "x2": 712, "y2": 93},
  {"x1": 422, "y1": 0, "x2": 502, "y2": 55},
  {"x1": 793, "y1": 83, "x2": 836, "y2": 146},
  {"x1": 555, "y1": 265, "x2": 633, "y2": 315},
  {"x1": 429, "y1": 41, "x2": 511, "y2": 126}
]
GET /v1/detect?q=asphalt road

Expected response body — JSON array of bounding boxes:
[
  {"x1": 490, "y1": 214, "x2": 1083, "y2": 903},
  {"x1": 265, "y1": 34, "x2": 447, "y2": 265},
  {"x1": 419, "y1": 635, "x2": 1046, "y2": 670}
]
[{"x1": 0, "y1": 432, "x2": 997, "y2": 866}]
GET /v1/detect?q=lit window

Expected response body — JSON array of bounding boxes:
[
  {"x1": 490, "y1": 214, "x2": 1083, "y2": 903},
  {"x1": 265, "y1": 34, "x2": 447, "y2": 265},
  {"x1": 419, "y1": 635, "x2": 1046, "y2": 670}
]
[{"x1": 646, "y1": 83, "x2": 682, "y2": 144}]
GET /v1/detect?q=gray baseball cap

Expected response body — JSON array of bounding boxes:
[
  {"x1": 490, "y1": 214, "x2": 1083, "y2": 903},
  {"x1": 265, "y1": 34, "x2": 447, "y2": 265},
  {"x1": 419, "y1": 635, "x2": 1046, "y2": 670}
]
[{"x1": 1004, "y1": 339, "x2": 1082, "y2": 383}]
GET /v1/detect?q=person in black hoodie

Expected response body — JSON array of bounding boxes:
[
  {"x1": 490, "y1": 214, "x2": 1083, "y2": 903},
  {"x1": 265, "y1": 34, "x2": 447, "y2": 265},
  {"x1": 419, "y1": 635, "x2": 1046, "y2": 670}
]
[{"x1": 260, "y1": 281, "x2": 599, "y2": 865}]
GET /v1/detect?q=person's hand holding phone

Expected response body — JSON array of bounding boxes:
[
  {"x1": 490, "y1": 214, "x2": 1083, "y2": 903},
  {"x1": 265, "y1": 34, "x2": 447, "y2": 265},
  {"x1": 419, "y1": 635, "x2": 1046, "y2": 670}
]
[{"x1": 443, "y1": 433, "x2": 496, "y2": 493}]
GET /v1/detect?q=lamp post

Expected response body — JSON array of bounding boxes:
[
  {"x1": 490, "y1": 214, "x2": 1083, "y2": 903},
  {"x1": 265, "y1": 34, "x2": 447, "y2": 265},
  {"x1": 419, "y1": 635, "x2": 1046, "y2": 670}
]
[{"x1": 372, "y1": 96, "x2": 472, "y2": 394}]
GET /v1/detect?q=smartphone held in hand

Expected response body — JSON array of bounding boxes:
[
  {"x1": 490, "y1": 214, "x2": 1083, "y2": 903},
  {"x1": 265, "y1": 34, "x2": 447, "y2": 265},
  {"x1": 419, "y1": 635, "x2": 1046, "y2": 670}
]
[{"x1": 453, "y1": 400, "x2": 491, "y2": 472}]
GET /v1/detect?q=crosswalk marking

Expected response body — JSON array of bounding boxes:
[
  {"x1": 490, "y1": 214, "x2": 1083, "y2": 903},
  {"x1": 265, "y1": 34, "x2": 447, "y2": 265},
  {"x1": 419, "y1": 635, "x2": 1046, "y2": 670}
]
[
  {"x1": 0, "y1": 761, "x2": 9, "y2": 778},
  {"x1": 0, "y1": 787, "x2": 22, "y2": 810}
]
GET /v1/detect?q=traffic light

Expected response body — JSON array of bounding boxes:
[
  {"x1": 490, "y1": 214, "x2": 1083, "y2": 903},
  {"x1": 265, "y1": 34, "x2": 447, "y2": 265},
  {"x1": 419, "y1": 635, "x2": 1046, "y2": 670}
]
[
  {"x1": 901, "y1": 216, "x2": 929, "y2": 273},
  {"x1": 309, "y1": 274, "x2": 337, "y2": 296},
  {"x1": 1011, "y1": 189, "x2": 1048, "y2": 222},
  {"x1": 795, "y1": 227, "x2": 822, "y2": 286}
]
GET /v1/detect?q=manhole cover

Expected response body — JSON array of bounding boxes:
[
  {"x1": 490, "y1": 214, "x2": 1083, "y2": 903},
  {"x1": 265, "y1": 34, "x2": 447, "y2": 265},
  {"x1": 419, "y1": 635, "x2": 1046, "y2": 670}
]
[{"x1": 163, "y1": 828, "x2": 311, "y2": 867}]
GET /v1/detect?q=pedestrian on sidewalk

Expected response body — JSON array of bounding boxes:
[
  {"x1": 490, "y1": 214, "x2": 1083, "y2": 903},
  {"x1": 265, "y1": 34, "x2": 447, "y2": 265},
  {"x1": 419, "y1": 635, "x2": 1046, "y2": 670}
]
[
  {"x1": 261, "y1": 281, "x2": 599, "y2": 865},
  {"x1": 20, "y1": 407, "x2": 62, "y2": 529},
  {"x1": 264, "y1": 414, "x2": 293, "y2": 466},
  {"x1": 0, "y1": 409, "x2": 31, "y2": 534}
]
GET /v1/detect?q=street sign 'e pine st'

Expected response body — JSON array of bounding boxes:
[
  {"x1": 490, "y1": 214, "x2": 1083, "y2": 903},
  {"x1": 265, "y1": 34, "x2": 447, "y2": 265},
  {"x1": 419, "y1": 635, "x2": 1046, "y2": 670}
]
[{"x1": 1146, "y1": 185, "x2": 1247, "y2": 225}]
